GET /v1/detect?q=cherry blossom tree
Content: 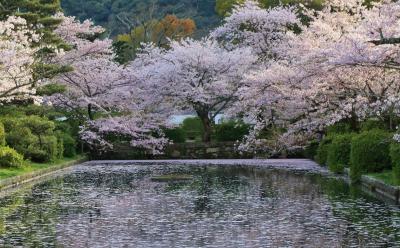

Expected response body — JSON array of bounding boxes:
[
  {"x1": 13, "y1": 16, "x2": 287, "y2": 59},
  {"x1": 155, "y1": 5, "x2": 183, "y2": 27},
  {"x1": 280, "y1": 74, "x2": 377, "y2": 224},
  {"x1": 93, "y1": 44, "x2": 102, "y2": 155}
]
[
  {"x1": 0, "y1": 16, "x2": 40, "y2": 102},
  {"x1": 49, "y1": 14, "x2": 169, "y2": 153},
  {"x1": 211, "y1": 0, "x2": 303, "y2": 151},
  {"x1": 282, "y1": 0, "x2": 400, "y2": 132},
  {"x1": 240, "y1": 0, "x2": 400, "y2": 150},
  {"x1": 322, "y1": 0, "x2": 400, "y2": 141},
  {"x1": 136, "y1": 38, "x2": 257, "y2": 142}
]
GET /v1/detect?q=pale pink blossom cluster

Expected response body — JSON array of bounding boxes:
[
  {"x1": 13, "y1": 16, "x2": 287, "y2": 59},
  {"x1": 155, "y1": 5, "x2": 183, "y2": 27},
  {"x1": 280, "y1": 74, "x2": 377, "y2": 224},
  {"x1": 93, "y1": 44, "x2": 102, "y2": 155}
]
[
  {"x1": 212, "y1": 0, "x2": 299, "y2": 59},
  {"x1": 133, "y1": 37, "x2": 257, "y2": 141},
  {"x1": 0, "y1": 16, "x2": 40, "y2": 102},
  {"x1": 220, "y1": 0, "x2": 400, "y2": 150},
  {"x1": 49, "y1": 14, "x2": 169, "y2": 153},
  {"x1": 80, "y1": 116, "x2": 169, "y2": 154},
  {"x1": 282, "y1": 0, "x2": 400, "y2": 142}
]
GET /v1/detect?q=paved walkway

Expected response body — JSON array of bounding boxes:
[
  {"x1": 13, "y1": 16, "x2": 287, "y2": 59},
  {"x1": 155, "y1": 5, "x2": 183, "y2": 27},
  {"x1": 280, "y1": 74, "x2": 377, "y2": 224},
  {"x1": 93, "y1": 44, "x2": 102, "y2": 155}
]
[{"x1": 84, "y1": 159, "x2": 328, "y2": 174}]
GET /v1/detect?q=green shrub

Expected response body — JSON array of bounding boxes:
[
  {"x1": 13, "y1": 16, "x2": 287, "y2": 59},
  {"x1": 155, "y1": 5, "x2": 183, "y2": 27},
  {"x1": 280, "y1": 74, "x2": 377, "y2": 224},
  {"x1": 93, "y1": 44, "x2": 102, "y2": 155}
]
[
  {"x1": 20, "y1": 116, "x2": 55, "y2": 138},
  {"x1": 20, "y1": 104, "x2": 48, "y2": 116},
  {"x1": 3, "y1": 116, "x2": 63, "y2": 162},
  {"x1": 214, "y1": 121, "x2": 250, "y2": 142},
  {"x1": 360, "y1": 119, "x2": 385, "y2": 131},
  {"x1": 26, "y1": 135, "x2": 60, "y2": 163},
  {"x1": 0, "y1": 106, "x2": 80, "y2": 162},
  {"x1": 0, "y1": 147, "x2": 24, "y2": 168},
  {"x1": 0, "y1": 122, "x2": 5, "y2": 146},
  {"x1": 164, "y1": 127, "x2": 186, "y2": 143},
  {"x1": 42, "y1": 136, "x2": 59, "y2": 162},
  {"x1": 327, "y1": 134, "x2": 353, "y2": 173},
  {"x1": 6, "y1": 127, "x2": 39, "y2": 158},
  {"x1": 56, "y1": 135, "x2": 64, "y2": 159},
  {"x1": 36, "y1": 83, "x2": 66, "y2": 96},
  {"x1": 327, "y1": 122, "x2": 352, "y2": 136},
  {"x1": 0, "y1": 117, "x2": 21, "y2": 132},
  {"x1": 350, "y1": 129, "x2": 392, "y2": 183},
  {"x1": 0, "y1": 106, "x2": 25, "y2": 117},
  {"x1": 61, "y1": 133, "x2": 76, "y2": 157},
  {"x1": 28, "y1": 148, "x2": 49, "y2": 163},
  {"x1": 304, "y1": 140, "x2": 319, "y2": 159},
  {"x1": 390, "y1": 142, "x2": 400, "y2": 185},
  {"x1": 182, "y1": 117, "x2": 204, "y2": 141},
  {"x1": 315, "y1": 136, "x2": 333, "y2": 165},
  {"x1": 55, "y1": 122, "x2": 72, "y2": 134}
]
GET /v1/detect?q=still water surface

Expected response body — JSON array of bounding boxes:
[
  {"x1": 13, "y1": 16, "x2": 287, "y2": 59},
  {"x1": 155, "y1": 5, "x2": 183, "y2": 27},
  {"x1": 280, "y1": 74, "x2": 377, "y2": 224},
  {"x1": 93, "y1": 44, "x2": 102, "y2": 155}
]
[{"x1": 0, "y1": 163, "x2": 399, "y2": 247}]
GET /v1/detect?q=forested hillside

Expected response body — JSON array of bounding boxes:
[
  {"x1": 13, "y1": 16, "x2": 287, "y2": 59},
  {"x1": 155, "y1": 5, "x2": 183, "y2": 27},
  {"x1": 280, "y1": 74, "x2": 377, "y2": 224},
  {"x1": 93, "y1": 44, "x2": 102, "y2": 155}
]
[
  {"x1": 61, "y1": 0, "x2": 220, "y2": 37},
  {"x1": 60, "y1": 0, "x2": 325, "y2": 37}
]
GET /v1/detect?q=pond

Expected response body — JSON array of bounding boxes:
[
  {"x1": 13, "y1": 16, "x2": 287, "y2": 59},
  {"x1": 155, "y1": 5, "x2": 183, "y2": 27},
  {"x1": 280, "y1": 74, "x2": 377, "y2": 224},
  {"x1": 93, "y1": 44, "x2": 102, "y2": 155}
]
[{"x1": 0, "y1": 162, "x2": 399, "y2": 247}]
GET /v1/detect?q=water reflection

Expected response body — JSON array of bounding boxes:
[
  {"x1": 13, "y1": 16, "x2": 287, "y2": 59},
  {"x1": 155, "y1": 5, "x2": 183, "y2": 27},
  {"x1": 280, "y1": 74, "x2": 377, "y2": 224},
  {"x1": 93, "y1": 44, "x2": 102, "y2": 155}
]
[{"x1": 0, "y1": 164, "x2": 398, "y2": 247}]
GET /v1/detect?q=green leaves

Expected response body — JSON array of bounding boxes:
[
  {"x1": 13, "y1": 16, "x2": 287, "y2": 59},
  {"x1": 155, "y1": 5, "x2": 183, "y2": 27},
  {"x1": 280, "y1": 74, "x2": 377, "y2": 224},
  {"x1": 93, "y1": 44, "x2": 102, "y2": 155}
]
[{"x1": 36, "y1": 83, "x2": 67, "y2": 96}]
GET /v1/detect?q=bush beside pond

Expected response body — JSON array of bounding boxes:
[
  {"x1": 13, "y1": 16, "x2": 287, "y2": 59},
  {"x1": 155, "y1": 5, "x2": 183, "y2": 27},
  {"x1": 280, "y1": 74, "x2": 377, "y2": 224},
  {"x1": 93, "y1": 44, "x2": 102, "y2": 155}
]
[
  {"x1": 327, "y1": 134, "x2": 353, "y2": 173},
  {"x1": 0, "y1": 105, "x2": 80, "y2": 165},
  {"x1": 304, "y1": 140, "x2": 319, "y2": 160},
  {"x1": 0, "y1": 147, "x2": 24, "y2": 168},
  {"x1": 349, "y1": 130, "x2": 392, "y2": 183},
  {"x1": 315, "y1": 136, "x2": 333, "y2": 166},
  {"x1": 2, "y1": 117, "x2": 61, "y2": 163},
  {"x1": 316, "y1": 121, "x2": 400, "y2": 185},
  {"x1": 390, "y1": 143, "x2": 400, "y2": 185}
]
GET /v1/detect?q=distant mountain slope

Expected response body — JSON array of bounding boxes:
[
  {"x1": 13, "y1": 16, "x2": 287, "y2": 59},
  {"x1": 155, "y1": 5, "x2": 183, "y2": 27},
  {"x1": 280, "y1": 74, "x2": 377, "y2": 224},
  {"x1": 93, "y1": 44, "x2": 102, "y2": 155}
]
[{"x1": 61, "y1": 0, "x2": 221, "y2": 37}]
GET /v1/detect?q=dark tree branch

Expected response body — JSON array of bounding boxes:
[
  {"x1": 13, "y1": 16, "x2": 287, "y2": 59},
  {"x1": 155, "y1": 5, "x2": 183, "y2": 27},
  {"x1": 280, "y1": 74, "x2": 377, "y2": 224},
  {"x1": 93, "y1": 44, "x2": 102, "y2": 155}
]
[{"x1": 370, "y1": 37, "x2": 400, "y2": 45}]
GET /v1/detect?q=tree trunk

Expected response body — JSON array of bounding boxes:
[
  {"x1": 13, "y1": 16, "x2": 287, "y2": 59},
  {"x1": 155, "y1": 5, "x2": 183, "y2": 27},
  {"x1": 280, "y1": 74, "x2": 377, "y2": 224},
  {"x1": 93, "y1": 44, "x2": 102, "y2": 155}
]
[
  {"x1": 88, "y1": 103, "x2": 94, "y2": 120},
  {"x1": 349, "y1": 111, "x2": 359, "y2": 131},
  {"x1": 196, "y1": 110, "x2": 212, "y2": 143}
]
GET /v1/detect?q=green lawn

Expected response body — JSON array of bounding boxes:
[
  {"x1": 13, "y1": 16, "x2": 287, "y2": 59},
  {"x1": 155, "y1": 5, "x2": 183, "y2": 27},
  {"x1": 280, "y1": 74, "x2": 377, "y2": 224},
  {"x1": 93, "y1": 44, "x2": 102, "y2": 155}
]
[
  {"x1": 0, "y1": 155, "x2": 86, "y2": 180},
  {"x1": 367, "y1": 170, "x2": 398, "y2": 187}
]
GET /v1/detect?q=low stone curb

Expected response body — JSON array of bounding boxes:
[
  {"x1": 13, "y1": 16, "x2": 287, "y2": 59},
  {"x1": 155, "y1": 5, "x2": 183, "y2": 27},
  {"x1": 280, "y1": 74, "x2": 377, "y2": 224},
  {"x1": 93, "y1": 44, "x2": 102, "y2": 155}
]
[
  {"x1": 0, "y1": 157, "x2": 88, "y2": 192},
  {"x1": 361, "y1": 175, "x2": 400, "y2": 204},
  {"x1": 344, "y1": 168, "x2": 400, "y2": 204}
]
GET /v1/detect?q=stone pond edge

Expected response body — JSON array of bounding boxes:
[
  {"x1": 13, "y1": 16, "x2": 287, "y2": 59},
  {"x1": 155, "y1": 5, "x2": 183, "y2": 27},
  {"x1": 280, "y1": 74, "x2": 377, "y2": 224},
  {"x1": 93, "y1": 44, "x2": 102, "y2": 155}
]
[
  {"x1": 0, "y1": 157, "x2": 88, "y2": 192},
  {"x1": 343, "y1": 168, "x2": 400, "y2": 204}
]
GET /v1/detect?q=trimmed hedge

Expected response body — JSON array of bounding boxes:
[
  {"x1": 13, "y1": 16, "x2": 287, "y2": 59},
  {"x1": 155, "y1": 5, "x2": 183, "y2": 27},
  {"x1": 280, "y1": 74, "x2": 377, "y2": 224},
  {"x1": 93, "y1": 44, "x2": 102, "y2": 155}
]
[
  {"x1": 164, "y1": 128, "x2": 186, "y2": 143},
  {"x1": 182, "y1": 117, "x2": 204, "y2": 141},
  {"x1": 390, "y1": 143, "x2": 400, "y2": 185},
  {"x1": 304, "y1": 140, "x2": 319, "y2": 160},
  {"x1": 0, "y1": 147, "x2": 24, "y2": 168},
  {"x1": 214, "y1": 121, "x2": 250, "y2": 142},
  {"x1": 350, "y1": 129, "x2": 392, "y2": 183},
  {"x1": 327, "y1": 134, "x2": 353, "y2": 173},
  {"x1": 315, "y1": 136, "x2": 333, "y2": 165}
]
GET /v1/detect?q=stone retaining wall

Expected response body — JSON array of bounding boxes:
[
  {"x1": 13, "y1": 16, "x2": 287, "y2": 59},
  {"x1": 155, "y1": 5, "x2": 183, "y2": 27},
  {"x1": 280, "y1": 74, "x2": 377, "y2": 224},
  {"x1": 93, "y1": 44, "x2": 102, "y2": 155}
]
[
  {"x1": 93, "y1": 142, "x2": 252, "y2": 160},
  {"x1": 361, "y1": 175, "x2": 400, "y2": 204},
  {"x1": 163, "y1": 142, "x2": 252, "y2": 159},
  {"x1": 343, "y1": 168, "x2": 400, "y2": 204}
]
